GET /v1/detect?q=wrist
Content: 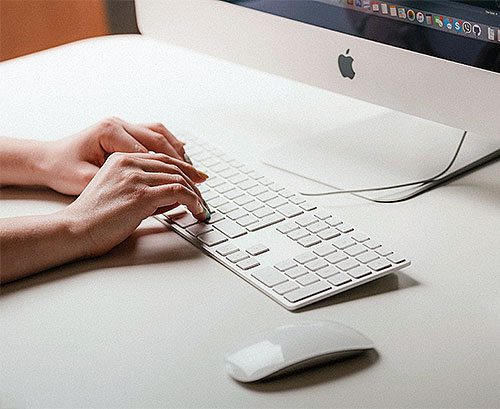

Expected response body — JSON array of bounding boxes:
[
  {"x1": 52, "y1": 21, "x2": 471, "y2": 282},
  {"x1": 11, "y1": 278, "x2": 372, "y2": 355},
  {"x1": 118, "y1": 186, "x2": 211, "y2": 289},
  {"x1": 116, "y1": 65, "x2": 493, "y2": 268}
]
[{"x1": 54, "y1": 207, "x2": 96, "y2": 261}]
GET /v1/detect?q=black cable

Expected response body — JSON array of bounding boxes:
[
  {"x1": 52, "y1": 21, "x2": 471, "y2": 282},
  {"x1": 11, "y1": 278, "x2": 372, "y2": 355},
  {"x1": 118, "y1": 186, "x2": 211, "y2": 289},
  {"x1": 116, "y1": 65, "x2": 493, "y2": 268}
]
[{"x1": 299, "y1": 130, "x2": 468, "y2": 203}]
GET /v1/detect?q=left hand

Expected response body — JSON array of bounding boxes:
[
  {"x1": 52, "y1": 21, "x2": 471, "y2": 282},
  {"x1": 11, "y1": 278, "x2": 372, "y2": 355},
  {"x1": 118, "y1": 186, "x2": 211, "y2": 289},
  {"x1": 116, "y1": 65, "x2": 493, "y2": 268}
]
[{"x1": 40, "y1": 117, "x2": 189, "y2": 195}]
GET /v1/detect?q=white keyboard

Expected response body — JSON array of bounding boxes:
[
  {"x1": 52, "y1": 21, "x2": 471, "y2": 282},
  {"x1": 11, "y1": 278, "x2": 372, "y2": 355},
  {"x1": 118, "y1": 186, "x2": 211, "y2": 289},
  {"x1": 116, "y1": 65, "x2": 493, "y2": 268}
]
[{"x1": 156, "y1": 133, "x2": 411, "y2": 310}]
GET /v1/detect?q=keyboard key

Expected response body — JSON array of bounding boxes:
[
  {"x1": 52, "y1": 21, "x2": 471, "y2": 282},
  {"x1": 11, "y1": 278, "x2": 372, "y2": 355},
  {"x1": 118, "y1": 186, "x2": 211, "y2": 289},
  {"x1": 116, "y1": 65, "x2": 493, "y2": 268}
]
[
  {"x1": 313, "y1": 244, "x2": 336, "y2": 257},
  {"x1": 238, "y1": 179, "x2": 259, "y2": 191},
  {"x1": 276, "y1": 204, "x2": 303, "y2": 218},
  {"x1": 317, "y1": 228, "x2": 341, "y2": 240},
  {"x1": 388, "y1": 253, "x2": 406, "y2": 264},
  {"x1": 307, "y1": 221, "x2": 329, "y2": 233},
  {"x1": 336, "y1": 259, "x2": 360, "y2": 272},
  {"x1": 186, "y1": 223, "x2": 213, "y2": 237},
  {"x1": 279, "y1": 189, "x2": 295, "y2": 198},
  {"x1": 268, "y1": 183, "x2": 285, "y2": 192},
  {"x1": 289, "y1": 196, "x2": 306, "y2": 205},
  {"x1": 277, "y1": 222, "x2": 299, "y2": 234},
  {"x1": 247, "y1": 185, "x2": 267, "y2": 196},
  {"x1": 284, "y1": 281, "x2": 331, "y2": 303},
  {"x1": 348, "y1": 265, "x2": 372, "y2": 279},
  {"x1": 375, "y1": 247, "x2": 394, "y2": 257},
  {"x1": 216, "y1": 244, "x2": 239, "y2": 256},
  {"x1": 226, "y1": 208, "x2": 248, "y2": 221},
  {"x1": 207, "y1": 196, "x2": 228, "y2": 208},
  {"x1": 295, "y1": 214, "x2": 318, "y2": 227},
  {"x1": 257, "y1": 178, "x2": 272, "y2": 186},
  {"x1": 237, "y1": 214, "x2": 259, "y2": 227},
  {"x1": 171, "y1": 212, "x2": 198, "y2": 228},
  {"x1": 253, "y1": 207, "x2": 274, "y2": 218},
  {"x1": 197, "y1": 230, "x2": 228, "y2": 246},
  {"x1": 252, "y1": 267, "x2": 288, "y2": 288},
  {"x1": 225, "y1": 189, "x2": 245, "y2": 200},
  {"x1": 294, "y1": 252, "x2": 317, "y2": 264},
  {"x1": 266, "y1": 196, "x2": 288, "y2": 209},
  {"x1": 247, "y1": 213, "x2": 285, "y2": 232},
  {"x1": 227, "y1": 250, "x2": 249, "y2": 263},
  {"x1": 216, "y1": 183, "x2": 235, "y2": 194},
  {"x1": 363, "y1": 239, "x2": 382, "y2": 250},
  {"x1": 273, "y1": 281, "x2": 299, "y2": 295},
  {"x1": 351, "y1": 231, "x2": 370, "y2": 243},
  {"x1": 299, "y1": 202, "x2": 317, "y2": 211},
  {"x1": 228, "y1": 173, "x2": 248, "y2": 184},
  {"x1": 336, "y1": 223, "x2": 354, "y2": 233},
  {"x1": 218, "y1": 202, "x2": 238, "y2": 214},
  {"x1": 218, "y1": 168, "x2": 239, "y2": 179},
  {"x1": 287, "y1": 229, "x2": 309, "y2": 241},
  {"x1": 368, "y1": 259, "x2": 392, "y2": 271},
  {"x1": 247, "y1": 170, "x2": 263, "y2": 180},
  {"x1": 243, "y1": 201, "x2": 264, "y2": 212},
  {"x1": 298, "y1": 236, "x2": 321, "y2": 248},
  {"x1": 344, "y1": 244, "x2": 368, "y2": 257},
  {"x1": 234, "y1": 194, "x2": 254, "y2": 206},
  {"x1": 285, "y1": 265, "x2": 308, "y2": 279},
  {"x1": 206, "y1": 177, "x2": 225, "y2": 188},
  {"x1": 328, "y1": 273, "x2": 352, "y2": 286},
  {"x1": 356, "y1": 251, "x2": 379, "y2": 264},
  {"x1": 296, "y1": 273, "x2": 320, "y2": 286},
  {"x1": 304, "y1": 258, "x2": 328, "y2": 271},
  {"x1": 325, "y1": 217, "x2": 343, "y2": 227},
  {"x1": 246, "y1": 244, "x2": 269, "y2": 256},
  {"x1": 202, "y1": 190, "x2": 218, "y2": 201},
  {"x1": 314, "y1": 209, "x2": 332, "y2": 220},
  {"x1": 213, "y1": 219, "x2": 247, "y2": 238},
  {"x1": 256, "y1": 191, "x2": 278, "y2": 202},
  {"x1": 205, "y1": 211, "x2": 224, "y2": 224},
  {"x1": 316, "y1": 266, "x2": 339, "y2": 279},
  {"x1": 237, "y1": 258, "x2": 260, "y2": 270},
  {"x1": 331, "y1": 236, "x2": 356, "y2": 250},
  {"x1": 274, "y1": 259, "x2": 297, "y2": 272},
  {"x1": 325, "y1": 252, "x2": 348, "y2": 264}
]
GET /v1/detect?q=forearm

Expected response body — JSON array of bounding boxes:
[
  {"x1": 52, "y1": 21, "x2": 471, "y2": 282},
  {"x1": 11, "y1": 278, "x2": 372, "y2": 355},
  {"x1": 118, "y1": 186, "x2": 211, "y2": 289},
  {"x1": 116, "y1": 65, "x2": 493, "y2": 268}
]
[
  {"x1": 0, "y1": 210, "x2": 89, "y2": 284},
  {"x1": 0, "y1": 136, "x2": 49, "y2": 187}
]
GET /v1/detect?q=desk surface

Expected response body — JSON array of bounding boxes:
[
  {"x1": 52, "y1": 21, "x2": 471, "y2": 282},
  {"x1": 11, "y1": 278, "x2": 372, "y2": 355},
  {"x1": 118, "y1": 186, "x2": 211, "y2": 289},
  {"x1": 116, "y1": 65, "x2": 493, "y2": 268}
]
[{"x1": 1, "y1": 35, "x2": 499, "y2": 408}]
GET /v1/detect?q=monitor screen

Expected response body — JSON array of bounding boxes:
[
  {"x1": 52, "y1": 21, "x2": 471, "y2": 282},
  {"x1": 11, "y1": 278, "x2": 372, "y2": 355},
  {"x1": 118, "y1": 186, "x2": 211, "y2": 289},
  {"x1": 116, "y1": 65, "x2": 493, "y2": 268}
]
[{"x1": 223, "y1": 0, "x2": 500, "y2": 72}]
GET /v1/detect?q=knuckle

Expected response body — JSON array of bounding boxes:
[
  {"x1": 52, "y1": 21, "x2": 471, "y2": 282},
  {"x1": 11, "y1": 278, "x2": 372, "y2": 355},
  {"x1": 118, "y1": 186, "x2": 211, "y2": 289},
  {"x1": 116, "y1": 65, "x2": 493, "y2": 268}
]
[
  {"x1": 169, "y1": 183, "x2": 186, "y2": 195},
  {"x1": 109, "y1": 152, "x2": 130, "y2": 167},
  {"x1": 100, "y1": 117, "x2": 119, "y2": 132}
]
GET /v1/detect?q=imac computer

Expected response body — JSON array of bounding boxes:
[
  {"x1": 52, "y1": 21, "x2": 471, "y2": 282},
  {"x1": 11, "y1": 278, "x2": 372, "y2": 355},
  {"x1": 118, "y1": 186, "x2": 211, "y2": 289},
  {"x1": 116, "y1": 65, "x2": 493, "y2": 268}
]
[{"x1": 136, "y1": 0, "x2": 499, "y2": 201}]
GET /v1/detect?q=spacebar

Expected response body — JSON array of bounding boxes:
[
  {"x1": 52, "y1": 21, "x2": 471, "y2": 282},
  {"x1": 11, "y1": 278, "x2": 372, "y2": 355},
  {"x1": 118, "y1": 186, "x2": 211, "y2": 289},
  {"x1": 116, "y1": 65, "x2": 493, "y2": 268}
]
[{"x1": 284, "y1": 282, "x2": 331, "y2": 303}]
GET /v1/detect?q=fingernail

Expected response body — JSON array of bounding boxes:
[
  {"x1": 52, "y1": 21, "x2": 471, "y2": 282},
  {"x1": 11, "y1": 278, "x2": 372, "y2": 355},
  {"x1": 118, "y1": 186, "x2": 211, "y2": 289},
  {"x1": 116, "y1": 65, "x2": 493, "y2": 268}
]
[
  {"x1": 197, "y1": 170, "x2": 209, "y2": 180},
  {"x1": 184, "y1": 153, "x2": 193, "y2": 165}
]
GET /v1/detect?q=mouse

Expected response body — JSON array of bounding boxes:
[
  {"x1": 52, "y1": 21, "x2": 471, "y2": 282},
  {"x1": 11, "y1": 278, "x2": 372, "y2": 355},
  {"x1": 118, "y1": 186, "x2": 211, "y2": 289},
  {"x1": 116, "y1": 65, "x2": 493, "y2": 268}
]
[{"x1": 224, "y1": 320, "x2": 375, "y2": 382}]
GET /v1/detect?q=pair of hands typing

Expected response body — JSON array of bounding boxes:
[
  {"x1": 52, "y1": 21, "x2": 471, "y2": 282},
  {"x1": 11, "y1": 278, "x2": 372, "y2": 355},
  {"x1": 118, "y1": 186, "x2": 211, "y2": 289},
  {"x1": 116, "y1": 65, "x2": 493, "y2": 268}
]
[{"x1": 0, "y1": 118, "x2": 210, "y2": 282}]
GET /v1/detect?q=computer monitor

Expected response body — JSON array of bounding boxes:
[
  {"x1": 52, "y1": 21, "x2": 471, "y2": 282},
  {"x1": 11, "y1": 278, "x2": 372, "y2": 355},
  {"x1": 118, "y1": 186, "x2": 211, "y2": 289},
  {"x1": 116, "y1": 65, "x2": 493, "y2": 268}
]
[{"x1": 136, "y1": 0, "x2": 499, "y2": 199}]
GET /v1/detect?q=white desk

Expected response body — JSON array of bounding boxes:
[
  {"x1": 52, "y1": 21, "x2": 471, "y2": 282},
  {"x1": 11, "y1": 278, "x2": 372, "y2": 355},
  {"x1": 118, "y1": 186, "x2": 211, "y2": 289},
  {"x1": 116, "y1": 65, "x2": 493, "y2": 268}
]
[{"x1": 1, "y1": 35, "x2": 499, "y2": 408}]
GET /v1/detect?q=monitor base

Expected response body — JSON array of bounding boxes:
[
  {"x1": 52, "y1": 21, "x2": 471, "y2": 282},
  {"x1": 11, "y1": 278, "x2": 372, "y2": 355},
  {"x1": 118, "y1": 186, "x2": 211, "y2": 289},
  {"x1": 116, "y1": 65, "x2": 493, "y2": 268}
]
[{"x1": 261, "y1": 111, "x2": 500, "y2": 202}]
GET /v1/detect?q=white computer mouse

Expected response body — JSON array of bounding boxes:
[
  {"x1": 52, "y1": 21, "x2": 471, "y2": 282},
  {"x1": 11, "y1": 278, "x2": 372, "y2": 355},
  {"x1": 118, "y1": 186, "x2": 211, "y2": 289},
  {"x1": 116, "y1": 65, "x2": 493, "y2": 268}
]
[{"x1": 224, "y1": 320, "x2": 374, "y2": 383}]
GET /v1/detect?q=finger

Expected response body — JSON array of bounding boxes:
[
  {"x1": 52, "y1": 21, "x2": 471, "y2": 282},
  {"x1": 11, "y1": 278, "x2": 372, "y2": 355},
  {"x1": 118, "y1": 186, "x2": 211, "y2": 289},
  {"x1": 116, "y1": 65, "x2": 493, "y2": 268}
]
[
  {"x1": 121, "y1": 122, "x2": 183, "y2": 160},
  {"x1": 140, "y1": 122, "x2": 186, "y2": 158},
  {"x1": 144, "y1": 172, "x2": 200, "y2": 202},
  {"x1": 149, "y1": 184, "x2": 209, "y2": 221},
  {"x1": 153, "y1": 204, "x2": 179, "y2": 216},
  {"x1": 101, "y1": 123, "x2": 148, "y2": 154},
  {"x1": 130, "y1": 152, "x2": 208, "y2": 184}
]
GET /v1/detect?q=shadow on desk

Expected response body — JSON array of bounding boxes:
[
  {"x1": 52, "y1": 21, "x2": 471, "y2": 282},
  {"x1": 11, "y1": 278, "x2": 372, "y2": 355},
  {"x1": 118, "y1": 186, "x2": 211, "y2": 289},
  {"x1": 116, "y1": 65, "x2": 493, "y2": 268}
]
[
  {"x1": 0, "y1": 225, "x2": 203, "y2": 296},
  {"x1": 238, "y1": 349, "x2": 379, "y2": 392}
]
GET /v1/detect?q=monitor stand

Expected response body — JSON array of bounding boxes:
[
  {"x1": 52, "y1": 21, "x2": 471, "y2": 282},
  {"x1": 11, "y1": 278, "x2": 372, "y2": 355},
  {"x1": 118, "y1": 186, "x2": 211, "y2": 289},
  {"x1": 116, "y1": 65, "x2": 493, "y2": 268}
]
[{"x1": 261, "y1": 111, "x2": 500, "y2": 202}]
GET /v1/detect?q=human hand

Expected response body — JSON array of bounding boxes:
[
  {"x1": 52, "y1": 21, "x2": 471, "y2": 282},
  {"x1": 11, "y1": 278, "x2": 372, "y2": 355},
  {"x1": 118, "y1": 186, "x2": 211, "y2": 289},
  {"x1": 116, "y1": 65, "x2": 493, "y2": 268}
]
[
  {"x1": 41, "y1": 117, "x2": 191, "y2": 195},
  {"x1": 62, "y1": 152, "x2": 210, "y2": 258}
]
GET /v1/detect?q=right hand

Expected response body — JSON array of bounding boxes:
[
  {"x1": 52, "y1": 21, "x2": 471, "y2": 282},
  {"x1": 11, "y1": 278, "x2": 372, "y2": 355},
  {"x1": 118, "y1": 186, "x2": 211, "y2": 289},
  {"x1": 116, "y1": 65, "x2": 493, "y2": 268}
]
[{"x1": 62, "y1": 152, "x2": 210, "y2": 258}]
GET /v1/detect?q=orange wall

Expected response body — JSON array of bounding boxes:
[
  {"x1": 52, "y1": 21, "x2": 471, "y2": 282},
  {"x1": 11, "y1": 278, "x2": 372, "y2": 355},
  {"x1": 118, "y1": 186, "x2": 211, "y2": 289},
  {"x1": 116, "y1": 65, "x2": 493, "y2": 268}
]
[{"x1": 0, "y1": 0, "x2": 109, "y2": 61}]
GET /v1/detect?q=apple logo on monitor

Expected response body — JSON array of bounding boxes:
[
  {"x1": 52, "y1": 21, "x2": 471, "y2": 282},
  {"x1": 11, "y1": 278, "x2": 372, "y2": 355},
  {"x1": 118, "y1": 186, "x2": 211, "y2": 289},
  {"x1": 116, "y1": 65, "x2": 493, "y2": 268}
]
[{"x1": 338, "y1": 49, "x2": 355, "y2": 79}]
